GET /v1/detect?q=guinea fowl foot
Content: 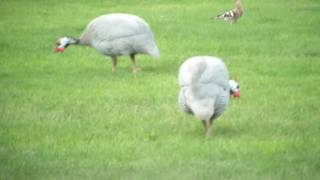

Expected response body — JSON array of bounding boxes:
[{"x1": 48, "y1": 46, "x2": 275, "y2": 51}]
[
  {"x1": 112, "y1": 67, "x2": 116, "y2": 73},
  {"x1": 205, "y1": 131, "x2": 212, "y2": 139},
  {"x1": 133, "y1": 67, "x2": 141, "y2": 73}
]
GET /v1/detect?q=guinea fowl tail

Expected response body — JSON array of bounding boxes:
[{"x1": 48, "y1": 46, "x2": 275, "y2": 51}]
[
  {"x1": 190, "y1": 61, "x2": 206, "y2": 86},
  {"x1": 188, "y1": 60, "x2": 206, "y2": 96},
  {"x1": 149, "y1": 46, "x2": 160, "y2": 59},
  {"x1": 188, "y1": 60, "x2": 214, "y2": 122}
]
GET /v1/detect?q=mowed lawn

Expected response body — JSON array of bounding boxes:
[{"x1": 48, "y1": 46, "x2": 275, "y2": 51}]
[{"x1": 1, "y1": 0, "x2": 320, "y2": 179}]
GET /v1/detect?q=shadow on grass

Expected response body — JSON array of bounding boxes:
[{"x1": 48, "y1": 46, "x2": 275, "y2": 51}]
[
  {"x1": 214, "y1": 124, "x2": 245, "y2": 138},
  {"x1": 180, "y1": 122, "x2": 245, "y2": 140}
]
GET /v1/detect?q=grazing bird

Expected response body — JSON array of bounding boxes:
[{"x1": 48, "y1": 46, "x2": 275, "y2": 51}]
[
  {"x1": 178, "y1": 56, "x2": 240, "y2": 137},
  {"x1": 216, "y1": 0, "x2": 243, "y2": 23},
  {"x1": 55, "y1": 13, "x2": 160, "y2": 73}
]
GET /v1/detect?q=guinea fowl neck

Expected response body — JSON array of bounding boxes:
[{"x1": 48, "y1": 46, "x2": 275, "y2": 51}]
[{"x1": 68, "y1": 37, "x2": 80, "y2": 45}]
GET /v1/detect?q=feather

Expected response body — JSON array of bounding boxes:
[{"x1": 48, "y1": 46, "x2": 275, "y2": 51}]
[
  {"x1": 55, "y1": 13, "x2": 159, "y2": 72},
  {"x1": 178, "y1": 56, "x2": 231, "y2": 137}
]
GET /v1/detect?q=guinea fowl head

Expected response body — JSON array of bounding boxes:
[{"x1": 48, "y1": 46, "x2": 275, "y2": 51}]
[
  {"x1": 54, "y1": 37, "x2": 77, "y2": 52},
  {"x1": 235, "y1": 0, "x2": 243, "y2": 13},
  {"x1": 229, "y1": 79, "x2": 240, "y2": 98}
]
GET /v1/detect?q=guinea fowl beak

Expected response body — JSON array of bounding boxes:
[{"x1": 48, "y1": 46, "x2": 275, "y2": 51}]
[{"x1": 54, "y1": 47, "x2": 64, "y2": 52}]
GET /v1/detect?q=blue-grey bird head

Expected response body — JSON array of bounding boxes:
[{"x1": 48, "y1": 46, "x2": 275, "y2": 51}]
[{"x1": 54, "y1": 37, "x2": 77, "y2": 53}]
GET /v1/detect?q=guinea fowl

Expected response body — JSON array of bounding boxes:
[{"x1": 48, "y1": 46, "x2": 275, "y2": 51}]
[
  {"x1": 55, "y1": 13, "x2": 160, "y2": 73},
  {"x1": 216, "y1": 0, "x2": 243, "y2": 23},
  {"x1": 178, "y1": 56, "x2": 240, "y2": 137}
]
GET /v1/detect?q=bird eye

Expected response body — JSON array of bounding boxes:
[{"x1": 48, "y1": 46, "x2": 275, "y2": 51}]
[{"x1": 236, "y1": 85, "x2": 240, "y2": 89}]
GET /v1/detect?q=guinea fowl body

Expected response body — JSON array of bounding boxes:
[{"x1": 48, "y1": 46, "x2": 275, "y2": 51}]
[
  {"x1": 55, "y1": 13, "x2": 159, "y2": 72},
  {"x1": 178, "y1": 56, "x2": 230, "y2": 137},
  {"x1": 79, "y1": 14, "x2": 159, "y2": 58}
]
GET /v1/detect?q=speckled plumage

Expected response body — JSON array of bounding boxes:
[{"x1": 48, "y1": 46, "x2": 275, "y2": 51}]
[
  {"x1": 79, "y1": 13, "x2": 159, "y2": 58},
  {"x1": 56, "y1": 13, "x2": 159, "y2": 73},
  {"x1": 178, "y1": 56, "x2": 230, "y2": 136}
]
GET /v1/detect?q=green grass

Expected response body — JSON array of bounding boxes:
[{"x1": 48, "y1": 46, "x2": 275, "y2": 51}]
[{"x1": 1, "y1": 0, "x2": 320, "y2": 179}]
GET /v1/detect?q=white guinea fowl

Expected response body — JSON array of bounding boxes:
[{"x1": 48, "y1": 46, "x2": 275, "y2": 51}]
[
  {"x1": 55, "y1": 13, "x2": 160, "y2": 73},
  {"x1": 178, "y1": 56, "x2": 240, "y2": 137}
]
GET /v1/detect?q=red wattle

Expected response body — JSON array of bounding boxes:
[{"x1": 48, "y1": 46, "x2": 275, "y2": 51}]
[
  {"x1": 233, "y1": 91, "x2": 240, "y2": 98},
  {"x1": 54, "y1": 47, "x2": 64, "y2": 52}
]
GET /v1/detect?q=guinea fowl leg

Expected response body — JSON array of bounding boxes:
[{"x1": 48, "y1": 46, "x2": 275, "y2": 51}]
[
  {"x1": 130, "y1": 54, "x2": 141, "y2": 73},
  {"x1": 111, "y1": 56, "x2": 117, "y2": 72},
  {"x1": 204, "y1": 120, "x2": 213, "y2": 138},
  {"x1": 202, "y1": 121, "x2": 207, "y2": 133}
]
